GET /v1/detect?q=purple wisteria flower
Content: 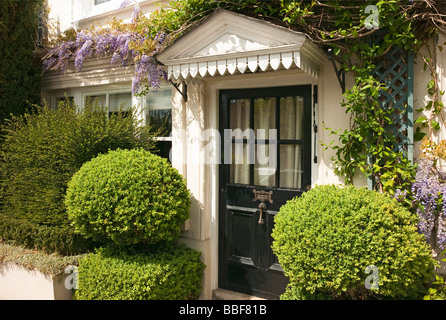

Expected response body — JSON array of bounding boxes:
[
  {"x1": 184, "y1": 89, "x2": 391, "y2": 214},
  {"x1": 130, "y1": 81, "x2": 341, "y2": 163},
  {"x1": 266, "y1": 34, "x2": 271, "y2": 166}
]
[
  {"x1": 42, "y1": 12, "x2": 168, "y2": 94},
  {"x1": 131, "y1": 32, "x2": 168, "y2": 94},
  {"x1": 412, "y1": 158, "x2": 446, "y2": 250},
  {"x1": 96, "y1": 33, "x2": 113, "y2": 56},
  {"x1": 43, "y1": 31, "x2": 138, "y2": 73},
  {"x1": 42, "y1": 40, "x2": 76, "y2": 73},
  {"x1": 75, "y1": 39, "x2": 93, "y2": 72},
  {"x1": 118, "y1": 0, "x2": 140, "y2": 23},
  {"x1": 394, "y1": 188, "x2": 408, "y2": 202},
  {"x1": 119, "y1": 0, "x2": 133, "y2": 10},
  {"x1": 132, "y1": 54, "x2": 164, "y2": 94},
  {"x1": 132, "y1": 5, "x2": 140, "y2": 24}
]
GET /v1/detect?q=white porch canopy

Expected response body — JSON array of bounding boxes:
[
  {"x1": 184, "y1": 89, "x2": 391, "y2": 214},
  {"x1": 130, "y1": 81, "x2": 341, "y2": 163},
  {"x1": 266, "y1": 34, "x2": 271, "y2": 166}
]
[{"x1": 156, "y1": 9, "x2": 326, "y2": 81}]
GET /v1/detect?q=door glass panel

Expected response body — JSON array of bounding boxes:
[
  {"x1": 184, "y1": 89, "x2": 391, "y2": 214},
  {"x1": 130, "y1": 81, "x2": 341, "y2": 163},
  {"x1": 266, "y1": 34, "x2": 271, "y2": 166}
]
[
  {"x1": 227, "y1": 94, "x2": 306, "y2": 189},
  {"x1": 230, "y1": 143, "x2": 250, "y2": 184},
  {"x1": 230, "y1": 99, "x2": 250, "y2": 130},
  {"x1": 254, "y1": 97, "x2": 276, "y2": 139},
  {"x1": 229, "y1": 98, "x2": 251, "y2": 185},
  {"x1": 280, "y1": 96, "x2": 304, "y2": 140},
  {"x1": 280, "y1": 144, "x2": 303, "y2": 189},
  {"x1": 254, "y1": 144, "x2": 276, "y2": 187}
]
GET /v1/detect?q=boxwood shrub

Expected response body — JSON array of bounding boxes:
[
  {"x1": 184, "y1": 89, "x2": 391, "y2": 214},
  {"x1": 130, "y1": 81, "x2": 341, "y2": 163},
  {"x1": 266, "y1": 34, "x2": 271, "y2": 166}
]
[
  {"x1": 73, "y1": 245, "x2": 205, "y2": 300},
  {"x1": 65, "y1": 148, "x2": 190, "y2": 246},
  {"x1": 0, "y1": 215, "x2": 100, "y2": 255},
  {"x1": 271, "y1": 184, "x2": 436, "y2": 300}
]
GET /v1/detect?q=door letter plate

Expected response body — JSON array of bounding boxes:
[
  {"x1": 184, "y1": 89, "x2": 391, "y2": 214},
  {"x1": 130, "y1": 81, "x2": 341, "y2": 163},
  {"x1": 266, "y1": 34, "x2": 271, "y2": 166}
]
[{"x1": 253, "y1": 190, "x2": 273, "y2": 204}]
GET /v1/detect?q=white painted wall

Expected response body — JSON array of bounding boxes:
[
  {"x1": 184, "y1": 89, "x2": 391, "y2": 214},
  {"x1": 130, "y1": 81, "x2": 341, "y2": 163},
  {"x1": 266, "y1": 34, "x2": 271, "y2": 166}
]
[
  {"x1": 0, "y1": 263, "x2": 72, "y2": 300},
  {"x1": 46, "y1": 0, "x2": 169, "y2": 33},
  {"x1": 413, "y1": 33, "x2": 446, "y2": 166}
]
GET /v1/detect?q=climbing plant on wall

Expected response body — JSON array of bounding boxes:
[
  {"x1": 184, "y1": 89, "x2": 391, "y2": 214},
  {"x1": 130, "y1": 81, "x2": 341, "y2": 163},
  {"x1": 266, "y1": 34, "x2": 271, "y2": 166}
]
[{"x1": 41, "y1": 0, "x2": 446, "y2": 193}]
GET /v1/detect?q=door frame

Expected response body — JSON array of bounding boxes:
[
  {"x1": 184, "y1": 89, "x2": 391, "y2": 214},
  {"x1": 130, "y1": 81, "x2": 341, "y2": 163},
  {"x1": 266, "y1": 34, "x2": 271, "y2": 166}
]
[{"x1": 217, "y1": 83, "x2": 315, "y2": 298}]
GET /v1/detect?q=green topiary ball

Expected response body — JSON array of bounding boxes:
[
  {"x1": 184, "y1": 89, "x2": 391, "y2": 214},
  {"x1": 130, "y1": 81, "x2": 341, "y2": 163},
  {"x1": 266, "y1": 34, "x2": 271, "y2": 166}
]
[
  {"x1": 73, "y1": 245, "x2": 205, "y2": 300},
  {"x1": 271, "y1": 184, "x2": 436, "y2": 300},
  {"x1": 65, "y1": 148, "x2": 190, "y2": 246}
]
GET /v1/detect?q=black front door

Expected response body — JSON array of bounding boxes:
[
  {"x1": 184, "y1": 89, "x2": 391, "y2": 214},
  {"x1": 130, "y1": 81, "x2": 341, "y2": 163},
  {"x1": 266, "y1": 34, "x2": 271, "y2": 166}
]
[{"x1": 218, "y1": 85, "x2": 312, "y2": 299}]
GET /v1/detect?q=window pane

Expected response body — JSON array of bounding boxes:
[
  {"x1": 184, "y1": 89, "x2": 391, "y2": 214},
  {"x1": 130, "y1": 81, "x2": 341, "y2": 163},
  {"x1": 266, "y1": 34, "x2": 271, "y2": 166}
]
[
  {"x1": 254, "y1": 144, "x2": 276, "y2": 187},
  {"x1": 85, "y1": 94, "x2": 106, "y2": 108},
  {"x1": 109, "y1": 92, "x2": 132, "y2": 117},
  {"x1": 154, "y1": 140, "x2": 172, "y2": 162},
  {"x1": 280, "y1": 96, "x2": 304, "y2": 140},
  {"x1": 230, "y1": 143, "x2": 250, "y2": 185},
  {"x1": 95, "y1": 0, "x2": 111, "y2": 5},
  {"x1": 146, "y1": 88, "x2": 172, "y2": 137},
  {"x1": 254, "y1": 97, "x2": 276, "y2": 140},
  {"x1": 280, "y1": 144, "x2": 303, "y2": 189},
  {"x1": 230, "y1": 99, "x2": 250, "y2": 131}
]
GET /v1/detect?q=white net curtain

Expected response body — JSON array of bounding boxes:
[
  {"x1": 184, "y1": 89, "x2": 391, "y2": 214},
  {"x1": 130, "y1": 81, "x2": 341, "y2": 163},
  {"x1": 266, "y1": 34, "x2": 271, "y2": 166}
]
[{"x1": 229, "y1": 96, "x2": 304, "y2": 189}]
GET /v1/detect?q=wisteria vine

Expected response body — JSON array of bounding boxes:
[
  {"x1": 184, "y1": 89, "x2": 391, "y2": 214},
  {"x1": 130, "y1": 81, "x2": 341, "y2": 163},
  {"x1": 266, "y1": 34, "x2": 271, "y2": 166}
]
[
  {"x1": 411, "y1": 158, "x2": 446, "y2": 250},
  {"x1": 42, "y1": 10, "x2": 167, "y2": 95}
]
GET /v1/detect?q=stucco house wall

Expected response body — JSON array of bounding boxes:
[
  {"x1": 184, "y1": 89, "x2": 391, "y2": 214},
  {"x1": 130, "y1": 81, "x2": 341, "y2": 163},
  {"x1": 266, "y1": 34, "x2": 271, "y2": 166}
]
[
  {"x1": 413, "y1": 34, "x2": 446, "y2": 164},
  {"x1": 0, "y1": 262, "x2": 72, "y2": 300}
]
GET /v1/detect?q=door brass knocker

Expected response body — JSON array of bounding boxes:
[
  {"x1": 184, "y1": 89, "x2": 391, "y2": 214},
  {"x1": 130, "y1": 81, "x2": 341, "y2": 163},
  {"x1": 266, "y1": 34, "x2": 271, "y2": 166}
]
[
  {"x1": 257, "y1": 201, "x2": 266, "y2": 225},
  {"x1": 253, "y1": 190, "x2": 273, "y2": 225}
]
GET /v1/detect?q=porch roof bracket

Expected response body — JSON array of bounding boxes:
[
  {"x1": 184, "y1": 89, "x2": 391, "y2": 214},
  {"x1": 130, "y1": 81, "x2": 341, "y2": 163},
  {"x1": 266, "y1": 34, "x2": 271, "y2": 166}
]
[
  {"x1": 327, "y1": 48, "x2": 346, "y2": 94},
  {"x1": 169, "y1": 79, "x2": 187, "y2": 102}
]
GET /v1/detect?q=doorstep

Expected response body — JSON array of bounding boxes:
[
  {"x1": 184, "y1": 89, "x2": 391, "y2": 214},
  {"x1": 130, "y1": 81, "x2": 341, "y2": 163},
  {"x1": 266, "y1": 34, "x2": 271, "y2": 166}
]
[{"x1": 212, "y1": 288, "x2": 266, "y2": 300}]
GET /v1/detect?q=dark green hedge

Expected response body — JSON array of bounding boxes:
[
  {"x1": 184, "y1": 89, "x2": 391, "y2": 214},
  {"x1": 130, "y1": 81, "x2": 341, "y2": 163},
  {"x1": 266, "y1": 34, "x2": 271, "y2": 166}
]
[
  {"x1": 0, "y1": 0, "x2": 43, "y2": 125},
  {"x1": 0, "y1": 101, "x2": 155, "y2": 228},
  {"x1": 74, "y1": 245, "x2": 205, "y2": 300},
  {"x1": 0, "y1": 215, "x2": 100, "y2": 256}
]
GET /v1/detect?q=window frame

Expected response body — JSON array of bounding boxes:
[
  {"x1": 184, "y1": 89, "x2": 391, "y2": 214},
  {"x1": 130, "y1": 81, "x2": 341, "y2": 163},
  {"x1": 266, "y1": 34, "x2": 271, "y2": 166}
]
[
  {"x1": 50, "y1": 84, "x2": 173, "y2": 161},
  {"x1": 143, "y1": 85, "x2": 173, "y2": 141},
  {"x1": 220, "y1": 85, "x2": 312, "y2": 192},
  {"x1": 143, "y1": 85, "x2": 173, "y2": 161},
  {"x1": 82, "y1": 89, "x2": 134, "y2": 118}
]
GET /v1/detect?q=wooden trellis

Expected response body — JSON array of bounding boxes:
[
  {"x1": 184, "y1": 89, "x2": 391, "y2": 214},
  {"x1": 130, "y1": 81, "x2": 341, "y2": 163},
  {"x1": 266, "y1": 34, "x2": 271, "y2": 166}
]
[
  {"x1": 368, "y1": 45, "x2": 414, "y2": 189},
  {"x1": 374, "y1": 45, "x2": 414, "y2": 158}
]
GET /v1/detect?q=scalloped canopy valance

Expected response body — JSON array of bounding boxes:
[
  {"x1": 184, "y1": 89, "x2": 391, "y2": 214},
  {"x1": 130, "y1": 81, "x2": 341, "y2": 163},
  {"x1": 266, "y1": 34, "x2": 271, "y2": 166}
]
[{"x1": 156, "y1": 9, "x2": 326, "y2": 81}]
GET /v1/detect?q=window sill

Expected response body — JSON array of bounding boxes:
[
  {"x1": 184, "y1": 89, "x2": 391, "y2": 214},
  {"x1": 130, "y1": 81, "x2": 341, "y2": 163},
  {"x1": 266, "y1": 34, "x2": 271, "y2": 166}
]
[
  {"x1": 73, "y1": 0, "x2": 155, "y2": 28},
  {"x1": 153, "y1": 137, "x2": 172, "y2": 142}
]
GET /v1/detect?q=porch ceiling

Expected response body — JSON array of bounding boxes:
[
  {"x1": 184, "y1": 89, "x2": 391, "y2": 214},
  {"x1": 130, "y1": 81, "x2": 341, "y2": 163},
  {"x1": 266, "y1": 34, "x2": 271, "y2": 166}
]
[{"x1": 155, "y1": 9, "x2": 326, "y2": 81}]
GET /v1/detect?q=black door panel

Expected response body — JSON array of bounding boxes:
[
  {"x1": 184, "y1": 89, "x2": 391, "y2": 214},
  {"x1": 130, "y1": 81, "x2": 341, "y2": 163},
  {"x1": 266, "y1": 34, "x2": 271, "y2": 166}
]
[{"x1": 219, "y1": 85, "x2": 312, "y2": 299}]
